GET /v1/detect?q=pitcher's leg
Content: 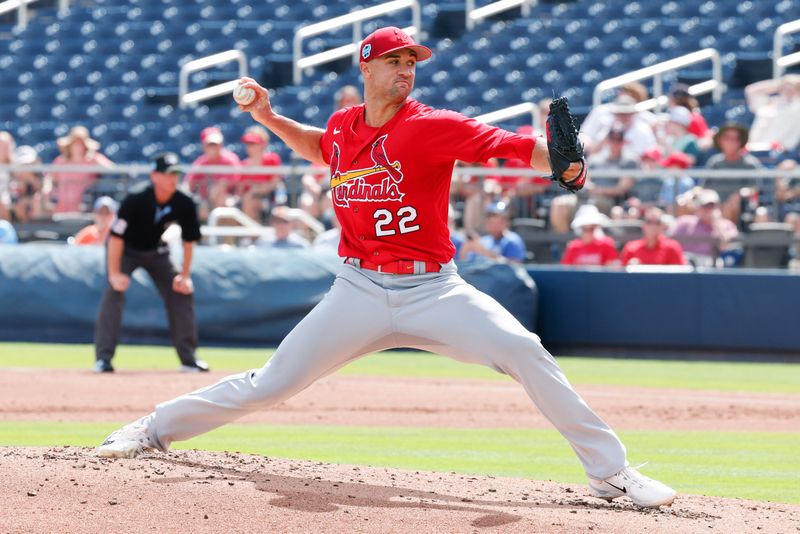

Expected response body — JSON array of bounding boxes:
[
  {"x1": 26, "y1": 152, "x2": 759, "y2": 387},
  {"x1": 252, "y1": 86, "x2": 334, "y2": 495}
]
[
  {"x1": 398, "y1": 276, "x2": 626, "y2": 479},
  {"x1": 152, "y1": 269, "x2": 394, "y2": 450}
]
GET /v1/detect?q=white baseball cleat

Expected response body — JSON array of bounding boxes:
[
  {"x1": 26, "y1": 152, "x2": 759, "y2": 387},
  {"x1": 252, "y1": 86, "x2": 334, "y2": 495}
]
[
  {"x1": 96, "y1": 415, "x2": 157, "y2": 459},
  {"x1": 588, "y1": 464, "x2": 676, "y2": 508}
]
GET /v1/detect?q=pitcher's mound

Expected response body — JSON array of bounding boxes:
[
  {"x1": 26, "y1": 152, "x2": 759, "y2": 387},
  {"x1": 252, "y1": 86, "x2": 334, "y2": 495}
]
[{"x1": 1, "y1": 447, "x2": 796, "y2": 533}]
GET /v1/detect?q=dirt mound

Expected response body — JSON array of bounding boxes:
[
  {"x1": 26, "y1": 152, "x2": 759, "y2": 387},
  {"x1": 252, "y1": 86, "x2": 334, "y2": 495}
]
[{"x1": 2, "y1": 447, "x2": 796, "y2": 533}]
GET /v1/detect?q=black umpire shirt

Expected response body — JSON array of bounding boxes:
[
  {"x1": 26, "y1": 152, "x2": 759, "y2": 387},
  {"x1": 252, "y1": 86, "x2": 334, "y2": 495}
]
[{"x1": 110, "y1": 182, "x2": 202, "y2": 251}]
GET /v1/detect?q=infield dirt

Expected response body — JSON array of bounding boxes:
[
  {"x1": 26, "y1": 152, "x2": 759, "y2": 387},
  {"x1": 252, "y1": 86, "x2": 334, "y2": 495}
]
[{"x1": 1, "y1": 369, "x2": 798, "y2": 533}]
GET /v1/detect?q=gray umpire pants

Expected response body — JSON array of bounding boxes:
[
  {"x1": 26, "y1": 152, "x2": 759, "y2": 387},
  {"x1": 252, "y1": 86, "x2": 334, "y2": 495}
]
[
  {"x1": 151, "y1": 261, "x2": 627, "y2": 480},
  {"x1": 94, "y1": 247, "x2": 198, "y2": 366}
]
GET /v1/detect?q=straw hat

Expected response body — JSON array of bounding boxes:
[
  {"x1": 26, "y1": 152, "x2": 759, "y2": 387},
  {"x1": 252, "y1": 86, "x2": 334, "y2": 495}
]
[
  {"x1": 570, "y1": 204, "x2": 610, "y2": 231},
  {"x1": 713, "y1": 122, "x2": 749, "y2": 151},
  {"x1": 57, "y1": 126, "x2": 100, "y2": 154}
]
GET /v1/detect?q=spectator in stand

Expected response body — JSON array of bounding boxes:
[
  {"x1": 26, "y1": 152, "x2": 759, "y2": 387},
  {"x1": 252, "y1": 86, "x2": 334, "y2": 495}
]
[
  {"x1": 0, "y1": 215, "x2": 17, "y2": 244},
  {"x1": 745, "y1": 74, "x2": 800, "y2": 152},
  {"x1": 49, "y1": 126, "x2": 113, "y2": 214},
  {"x1": 551, "y1": 125, "x2": 637, "y2": 235},
  {"x1": 581, "y1": 92, "x2": 657, "y2": 159},
  {"x1": 561, "y1": 204, "x2": 620, "y2": 266},
  {"x1": 704, "y1": 122, "x2": 763, "y2": 224},
  {"x1": 458, "y1": 201, "x2": 526, "y2": 263},
  {"x1": 786, "y1": 212, "x2": 800, "y2": 270},
  {"x1": 656, "y1": 152, "x2": 697, "y2": 211},
  {"x1": 775, "y1": 159, "x2": 800, "y2": 220},
  {"x1": 333, "y1": 85, "x2": 362, "y2": 111},
  {"x1": 447, "y1": 203, "x2": 466, "y2": 259},
  {"x1": 239, "y1": 125, "x2": 283, "y2": 223},
  {"x1": 626, "y1": 147, "x2": 664, "y2": 210},
  {"x1": 583, "y1": 125, "x2": 637, "y2": 213},
  {"x1": 72, "y1": 196, "x2": 118, "y2": 246},
  {"x1": 185, "y1": 127, "x2": 241, "y2": 217},
  {"x1": 667, "y1": 83, "x2": 713, "y2": 151},
  {"x1": 452, "y1": 159, "x2": 502, "y2": 233},
  {"x1": 500, "y1": 124, "x2": 552, "y2": 220},
  {"x1": 581, "y1": 82, "x2": 655, "y2": 148},
  {"x1": 255, "y1": 206, "x2": 311, "y2": 249},
  {"x1": 621, "y1": 207, "x2": 686, "y2": 266},
  {"x1": 0, "y1": 131, "x2": 15, "y2": 221},
  {"x1": 312, "y1": 212, "x2": 341, "y2": 252},
  {"x1": 9, "y1": 145, "x2": 50, "y2": 223},
  {"x1": 298, "y1": 170, "x2": 327, "y2": 221},
  {"x1": 669, "y1": 188, "x2": 739, "y2": 265},
  {"x1": 658, "y1": 106, "x2": 701, "y2": 166}
]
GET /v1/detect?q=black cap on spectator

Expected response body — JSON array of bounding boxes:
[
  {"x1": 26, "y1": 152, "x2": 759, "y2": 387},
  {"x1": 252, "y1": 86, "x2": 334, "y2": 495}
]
[{"x1": 153, "y1": 152, "x2": 181, "y2": 174}]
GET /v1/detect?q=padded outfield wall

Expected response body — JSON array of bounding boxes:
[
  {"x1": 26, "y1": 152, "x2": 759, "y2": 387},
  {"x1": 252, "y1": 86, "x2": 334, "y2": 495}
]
[
  {"x1": 0, "y1": 245, "x2": 537, "y2": 347},
  {"x1": 525, "y1": 266, "x2": 800, "y2": 359},
  {"x1": 0, "y1": 245, "x2": 798, "y2": 358}
]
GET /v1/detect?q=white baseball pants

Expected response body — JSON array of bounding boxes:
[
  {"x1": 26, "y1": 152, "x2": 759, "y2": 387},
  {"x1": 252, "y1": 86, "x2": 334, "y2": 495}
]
[{"x1": 152, "y1": 262, "x2": 626, "y2": 479}]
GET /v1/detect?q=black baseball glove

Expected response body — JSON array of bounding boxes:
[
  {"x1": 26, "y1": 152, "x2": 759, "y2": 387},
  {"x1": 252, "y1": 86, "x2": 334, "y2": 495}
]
[{"x1": 546, "y1": 96, "x2": 587, "y2": 192}]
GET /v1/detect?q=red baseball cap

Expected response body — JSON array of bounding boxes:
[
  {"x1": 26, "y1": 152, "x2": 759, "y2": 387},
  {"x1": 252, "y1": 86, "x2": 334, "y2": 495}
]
[
  {"x1": 659, "y1": 152, "x2": 692, "y2": 169},
  {"x1": 359, "y1": 27, "x2": 432, "y2": 63}
]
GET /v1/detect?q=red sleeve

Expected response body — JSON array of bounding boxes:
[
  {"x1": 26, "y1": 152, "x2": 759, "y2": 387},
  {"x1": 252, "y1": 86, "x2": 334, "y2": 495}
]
[
  {"x1": 426, "y1": 110, "x2": 536, "y2": 165},
  {"x1": 688, "y1": 113, "x2": 708, "y2": 138}
]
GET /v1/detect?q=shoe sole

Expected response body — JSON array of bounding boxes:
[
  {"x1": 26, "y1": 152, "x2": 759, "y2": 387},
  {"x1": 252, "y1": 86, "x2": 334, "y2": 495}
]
[
  {"x1": 96, "y1": 443, "x2": 145, "y2": 459},
  {"x1": 591, "y1": 492, "x2": 676, "y2": 508}
]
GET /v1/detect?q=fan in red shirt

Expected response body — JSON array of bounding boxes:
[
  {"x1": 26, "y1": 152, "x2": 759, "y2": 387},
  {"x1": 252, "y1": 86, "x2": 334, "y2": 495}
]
[
  {"x1": 621, "y1": 207, "x2": 687, "y2": 266},
  {"x1": 561, "y1": 204, "x2": 620, "y2": 266},
  {"x1": 239, "y1": 125, "x2": 283, "y2": 222}
]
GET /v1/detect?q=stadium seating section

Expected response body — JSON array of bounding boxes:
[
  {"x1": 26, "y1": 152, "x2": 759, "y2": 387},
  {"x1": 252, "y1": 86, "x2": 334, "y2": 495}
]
[{"x1": 1, "y1": 0, "x2": 799, "y2": 166}]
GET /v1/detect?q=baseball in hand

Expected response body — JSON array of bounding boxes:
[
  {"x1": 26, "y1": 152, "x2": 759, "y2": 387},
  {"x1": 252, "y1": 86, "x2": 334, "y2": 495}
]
[{"x1": 233, "y1": 83, "x2": 256, "y2": 106}]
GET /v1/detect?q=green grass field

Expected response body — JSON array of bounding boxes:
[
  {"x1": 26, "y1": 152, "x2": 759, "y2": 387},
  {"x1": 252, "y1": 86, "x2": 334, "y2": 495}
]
[
  {"x1": 1, "y1": 342, "x2": 799, "y2": 504},
  {"x1": 3, "y1": 342, "x2": 799, "y2": 392}
]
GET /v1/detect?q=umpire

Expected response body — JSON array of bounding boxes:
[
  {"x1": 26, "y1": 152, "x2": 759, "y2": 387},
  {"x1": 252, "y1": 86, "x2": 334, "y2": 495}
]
[{"x1": 93, "y1": 152, "x2": 209, "y2": 373}]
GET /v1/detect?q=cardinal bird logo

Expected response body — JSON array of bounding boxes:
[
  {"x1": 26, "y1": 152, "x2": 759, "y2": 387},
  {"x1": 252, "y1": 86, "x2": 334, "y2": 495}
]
[{"x1": 329, "y1": 135, "x2": 405, "y2": 207}]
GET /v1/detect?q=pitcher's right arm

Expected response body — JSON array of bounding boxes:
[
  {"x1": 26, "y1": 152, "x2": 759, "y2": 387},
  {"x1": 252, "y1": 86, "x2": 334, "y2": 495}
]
[{"x1": 236, "y1": 77, "x2": 325, "y2": 166}]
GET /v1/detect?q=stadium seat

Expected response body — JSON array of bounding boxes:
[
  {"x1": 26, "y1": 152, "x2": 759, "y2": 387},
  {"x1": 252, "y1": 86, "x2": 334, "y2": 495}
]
[{"x1": 2, "y1": 0, "x2": 796, "y2": 165}]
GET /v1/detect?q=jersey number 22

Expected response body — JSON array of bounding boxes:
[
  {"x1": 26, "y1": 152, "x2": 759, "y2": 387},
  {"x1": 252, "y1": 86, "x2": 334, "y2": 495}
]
[{"x1": 373, "y1": 206, "x2": 420, "y2": 237}]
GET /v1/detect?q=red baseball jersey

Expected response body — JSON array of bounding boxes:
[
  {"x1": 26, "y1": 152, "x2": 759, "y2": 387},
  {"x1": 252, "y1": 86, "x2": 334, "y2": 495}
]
[
  {"x1": 561, "y1": 236, "x2": 620, "y2": 266},
  {"x1": 620, "y1": 235, "x2": 687, "y2": 266},
  {"x1": 319, "y1": 99, "x2": 536, "y2": 264}
]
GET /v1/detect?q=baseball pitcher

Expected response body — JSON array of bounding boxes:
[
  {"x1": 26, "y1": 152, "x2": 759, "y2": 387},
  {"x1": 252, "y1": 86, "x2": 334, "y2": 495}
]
[{"x1": 98, "y1": 27, "x2": 675, "y2": 508}]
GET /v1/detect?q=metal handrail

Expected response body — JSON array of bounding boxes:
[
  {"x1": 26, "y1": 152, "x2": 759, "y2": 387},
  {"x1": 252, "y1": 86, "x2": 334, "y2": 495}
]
[
  {"x1": 293, "y1": 0, "x2": 421, "y2": 85},
  {"x1": 2, "y1": 163, "x2": 800, "y2": 181},
  {"x1": 0, "y1": 0, "x2": 69, "y2": 29},
  {"x1": 179, "y1": 50, "x2": 248, "y2": 109},
  {"x1": 773, "y1": 18, "x2": 800, "y2": 79},
  {"x1": 475, "y1": 102, "x2": 540, "y2": 132},
  {"x1": 465, "y1": 0, "x2": 537, "y2": 31},
  {"x1": 593, "y1": 48, "x2": 724, "y2": 113},
  {"x1": 6, "y1": 164, "x2": 800, "y2": 181},
  {"x1": 204, "y1": 206, "x2": 324, "y2": 245}
]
